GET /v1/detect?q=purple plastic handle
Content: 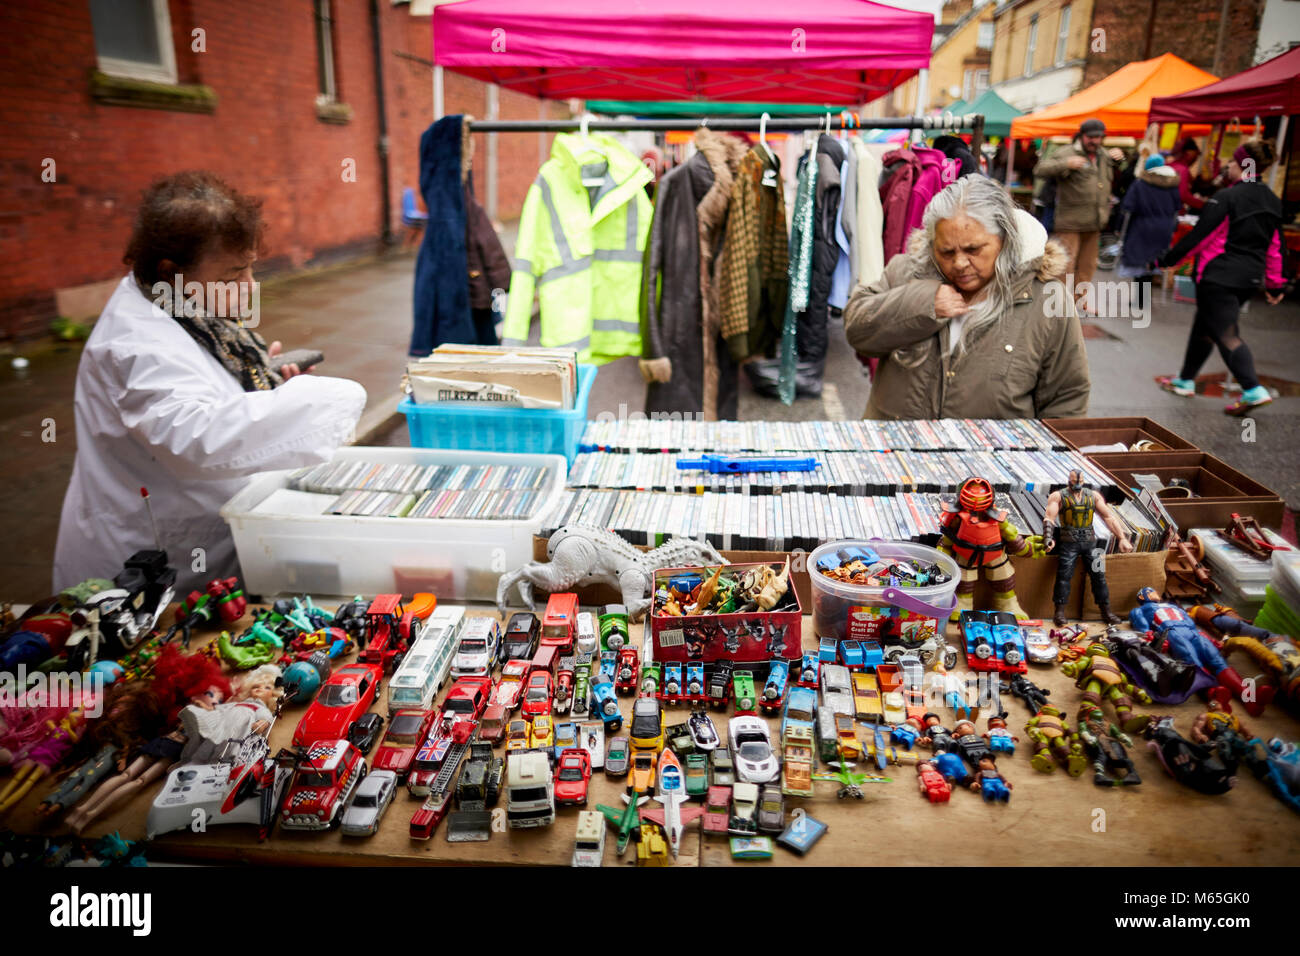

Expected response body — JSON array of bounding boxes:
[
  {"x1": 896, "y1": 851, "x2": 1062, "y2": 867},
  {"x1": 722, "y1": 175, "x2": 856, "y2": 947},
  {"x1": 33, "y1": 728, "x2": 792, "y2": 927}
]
[{"x1": 882, "y1": 586, "x2": 957, "y2": 620}]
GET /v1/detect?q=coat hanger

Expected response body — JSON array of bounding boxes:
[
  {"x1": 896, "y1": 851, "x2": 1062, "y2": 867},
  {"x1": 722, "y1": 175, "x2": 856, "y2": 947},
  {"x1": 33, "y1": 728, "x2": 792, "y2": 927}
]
[
  {"x1": 758, "y1": 112, "x2": 775, "y2": 163},
  {"x1": 576, "y1": 115, "x2": 607, "y2": 186}
]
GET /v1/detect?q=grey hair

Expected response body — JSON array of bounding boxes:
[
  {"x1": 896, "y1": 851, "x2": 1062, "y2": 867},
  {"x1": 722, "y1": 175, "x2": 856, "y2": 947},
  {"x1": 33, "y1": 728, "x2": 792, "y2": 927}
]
[{"x1": 922, "y1": 175, "x2": 1023, "y2": 353}]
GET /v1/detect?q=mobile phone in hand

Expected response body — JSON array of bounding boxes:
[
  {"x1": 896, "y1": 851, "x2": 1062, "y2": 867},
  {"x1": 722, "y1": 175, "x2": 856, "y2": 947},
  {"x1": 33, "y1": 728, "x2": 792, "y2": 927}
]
[{"x1": 270, "y1": 348, "x2": 324, "y2": 371}]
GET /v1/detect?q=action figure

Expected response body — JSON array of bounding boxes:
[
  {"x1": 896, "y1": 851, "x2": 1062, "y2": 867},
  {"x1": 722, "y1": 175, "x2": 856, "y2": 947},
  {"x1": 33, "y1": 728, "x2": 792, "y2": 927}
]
[
  {"x1": 1042, "y1": 469, "x2": 1133, "y2": 626},
  {"x1": 0, "y1": 708, "x2": 86, "y2": 814},
  {"x1": 1077, "y1": 706, "x2": 1141, "y2": 787},
  {"x1": 1130, "y1": 588, "x2": 1273, "y2": 716},
  {"x1": 1002, "y1": 673, "x2": 1051, "y2": 714},
  {"x1": 916, "y1": 761, "x2": 952, "y2": 803},
  {"x1": 984, "y1": 713, "x2": 1018, "y2": 755},
  {"x1": 919, "y1": 713, "x2": 955, "y2": 753},
  {"x1": 1143, "y1": 715, "x2": 1237, "y2": 795},
  {"x1": 1060, "y1": 640, "x2": 1152, "y2": 733},
  {"x1": 930, "y1": 750, "x2": 973, "y2": 787},
  {"x1": 1025, "y1": 705, "x2": 1086, "y2": 775},
  {"x1": 937, "y1": 476, "x2": 1043, "y2": 621},
  {"x1": 1196, "y1": 604, "x2": 1300, "y2": 712},
  {"x1": 1190, "y1": 688, "x2": 1269, "y2": 771},
  {"x1": 950, "y1": 719, "x2": 993, "y2": 768},
  {"x1": 1260, "y1": 738, "x2": 1300, "y2": 814},
  {"x1": 891, "y1": 716, "x2": 926, "y2": 749},
  {"x1": 970, "y1": 756, "x2": 1013, "y2": 802},
  {"x1": 1106, "y1": 627, "x2": 1216, "y2": 705}
]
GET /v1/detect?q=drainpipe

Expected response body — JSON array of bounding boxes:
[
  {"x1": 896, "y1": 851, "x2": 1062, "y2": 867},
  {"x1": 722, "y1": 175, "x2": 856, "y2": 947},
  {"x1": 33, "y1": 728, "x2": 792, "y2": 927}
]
[{"x1": 370, "y1": 0, "x2": 394, "y2": 245}]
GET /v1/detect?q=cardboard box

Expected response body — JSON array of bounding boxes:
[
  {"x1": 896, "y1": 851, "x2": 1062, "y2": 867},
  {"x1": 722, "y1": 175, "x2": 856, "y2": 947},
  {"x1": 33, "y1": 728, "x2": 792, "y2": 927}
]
[{"x1": 1043, "y1": 416, "x2": 1198, "y2": 453}]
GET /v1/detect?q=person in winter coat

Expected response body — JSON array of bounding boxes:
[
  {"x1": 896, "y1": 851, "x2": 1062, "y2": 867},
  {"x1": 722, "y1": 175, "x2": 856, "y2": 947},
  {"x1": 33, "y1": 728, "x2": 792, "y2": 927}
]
[
  {"x1": 640, "y1": 128, "x2": 748, "y2": 420},
  {"x1": 54, "y1": 172, "x2": 366, "y2": 594},
  {"x1": 843, "y1": 175, "x2": 1090, "y2": 420},
  {"x1": 1033, "y1": 119, "x2": 1125, "y2": 303},
  {"x1": 1157, "y1": 139, "x2": 1290, "y2": 415},
  {"x1": 1117, "y1": 156, "x2": 1181, "y2": 305},
  {"x1": 1168, "y1": 138, "x2": 1208, "y2": 213},
  {"x1": 465, "y1": 170, "x2": 511, "y2": 345}
]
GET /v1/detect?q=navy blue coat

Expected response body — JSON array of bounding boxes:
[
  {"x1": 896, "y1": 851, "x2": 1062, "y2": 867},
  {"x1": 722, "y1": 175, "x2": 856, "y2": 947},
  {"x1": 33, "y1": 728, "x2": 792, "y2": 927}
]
[
  {"x1": 410, "y1": 116, "x2": 473, "y2": 356},
  {"x1": 1120, "y1": 171, "x2": 1180, "y2": 271}
]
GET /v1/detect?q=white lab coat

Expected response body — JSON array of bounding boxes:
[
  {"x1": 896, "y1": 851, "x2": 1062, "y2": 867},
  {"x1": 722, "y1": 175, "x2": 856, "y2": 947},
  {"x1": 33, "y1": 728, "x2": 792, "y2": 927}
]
[{"x1": 54, "y1": 276, "x2": 367, "y2": 594}]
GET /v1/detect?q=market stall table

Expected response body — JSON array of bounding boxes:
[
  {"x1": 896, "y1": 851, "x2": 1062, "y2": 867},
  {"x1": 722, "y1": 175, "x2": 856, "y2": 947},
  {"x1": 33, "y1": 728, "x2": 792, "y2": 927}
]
[{"x1": 5, "y1": 604, "x2": 1298, "y2": 867}]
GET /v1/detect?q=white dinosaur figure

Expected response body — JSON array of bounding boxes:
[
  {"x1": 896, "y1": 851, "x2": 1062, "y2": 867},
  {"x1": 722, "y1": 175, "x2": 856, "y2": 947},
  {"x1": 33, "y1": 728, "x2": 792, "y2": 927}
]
[{"x1": 496, "y1": 525, "x2": 728, "y2": 621}]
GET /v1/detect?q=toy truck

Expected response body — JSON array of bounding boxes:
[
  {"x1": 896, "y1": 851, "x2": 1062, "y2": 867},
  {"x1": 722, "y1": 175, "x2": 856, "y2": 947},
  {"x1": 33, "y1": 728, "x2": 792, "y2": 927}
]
[
  {"x1": 541, "y1": 592, "x2": 578, "y2": 656},
  {"x1": 359, "y1": 594, "x2": 417, "y2": 675},
  {"x1": 781, "y1": 726, "x2": 816, "y2": 797},
  {"x1": 505, "y1": 750, "x2": 555, "y2": 828},
  {"x1": 456, "y1": 742, "x2": 497, "y2": 811}
]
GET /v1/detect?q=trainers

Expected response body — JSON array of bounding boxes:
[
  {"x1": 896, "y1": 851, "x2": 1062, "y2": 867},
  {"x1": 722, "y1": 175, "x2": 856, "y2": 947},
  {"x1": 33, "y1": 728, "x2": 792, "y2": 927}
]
[
  {"x1": 1224, "y1": 385, "x2": 1272, "y2": 416},
  {"x1": 1158, "y1": 376, "x2": 1195, "y2": 397}
]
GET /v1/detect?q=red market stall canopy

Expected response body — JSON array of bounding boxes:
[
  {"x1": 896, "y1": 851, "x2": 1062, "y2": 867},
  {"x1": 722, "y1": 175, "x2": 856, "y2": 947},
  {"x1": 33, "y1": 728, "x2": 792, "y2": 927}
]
[
  {"x1": 1010, "y1": 53, "x2": 1217, "y2": 139},
  {"x1": 431, "y1": 0, "x2": 935, "y2": 104},
  {"x1": 1148, "y1": 46, "x2": 1300, "y2": 123}
]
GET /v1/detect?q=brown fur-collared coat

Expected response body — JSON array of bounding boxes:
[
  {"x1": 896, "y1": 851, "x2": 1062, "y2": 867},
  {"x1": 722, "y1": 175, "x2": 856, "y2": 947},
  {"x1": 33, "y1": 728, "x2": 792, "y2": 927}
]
[
  {"x1": 843, "y1": 230, "x2": 1090, "y2": 420},
  {"x1": 640, "y1": 128, "x2": 748, "y2": 420}
]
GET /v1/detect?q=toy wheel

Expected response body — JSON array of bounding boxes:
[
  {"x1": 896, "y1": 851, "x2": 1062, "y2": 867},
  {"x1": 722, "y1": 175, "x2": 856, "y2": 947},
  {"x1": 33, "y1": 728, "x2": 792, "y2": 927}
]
[
  {"x1": 837, "y1": 788, "x2": 848, "y2": 799},
  {"x1": 944, "y1": 649, "x2": 959, "y2": 671},
  {"x1": 1186, "y1": 535, "x2": 1205, "y2": 562},
  {"x1": 886, "y1": 648, "x2": 903, "y2": 663}
]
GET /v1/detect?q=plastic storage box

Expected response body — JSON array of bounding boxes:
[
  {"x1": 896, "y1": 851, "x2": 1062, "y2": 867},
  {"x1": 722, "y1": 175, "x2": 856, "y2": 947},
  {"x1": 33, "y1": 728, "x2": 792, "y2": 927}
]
[
  {"x1": 220, "y1": 447, "x2": 567, "y2": 600},
  {"x1": 399, "y1": 364, "x2": 596, "y2": 463},
  {"x1": 807, "y1": 540, "x2": 959, "y2": 642}
]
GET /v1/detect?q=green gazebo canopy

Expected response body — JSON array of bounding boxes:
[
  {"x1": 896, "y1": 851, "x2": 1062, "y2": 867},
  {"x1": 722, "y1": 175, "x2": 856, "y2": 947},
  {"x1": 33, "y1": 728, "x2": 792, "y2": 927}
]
[{"x1": 961, "y1": 89, "x2": 1023, "y2": 138}]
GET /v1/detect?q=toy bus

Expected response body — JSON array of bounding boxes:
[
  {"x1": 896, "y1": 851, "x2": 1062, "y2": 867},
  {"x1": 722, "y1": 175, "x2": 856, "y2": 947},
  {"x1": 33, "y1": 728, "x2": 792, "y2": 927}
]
[{"x1": 386, "y1": 605, "x2": 466, "y2": 716}]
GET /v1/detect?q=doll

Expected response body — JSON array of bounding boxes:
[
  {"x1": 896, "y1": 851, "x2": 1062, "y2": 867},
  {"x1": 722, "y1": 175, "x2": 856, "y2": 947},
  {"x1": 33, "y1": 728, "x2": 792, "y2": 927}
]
[{"x1": 0, "y1": 708, "x2": 86, "y2": 814}]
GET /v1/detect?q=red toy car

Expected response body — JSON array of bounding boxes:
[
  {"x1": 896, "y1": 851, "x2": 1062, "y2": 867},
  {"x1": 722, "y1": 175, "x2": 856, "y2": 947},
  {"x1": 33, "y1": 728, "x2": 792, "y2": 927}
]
[
  {"x1": 702, "y1": 784, "x2": 732, "y2": 837},
  {"x1": 493, "y1": 659, "x2": 530, "y2": 713},
  {"x1": 359, "y1": 593, "x2": 418, "y2": 675},
  {"x1": 441, "y1": 675, "x2": 492, "y2": 724},
  {"x1": 554, "y1": 747, "x2": 592, "y2": 806},
  {"x1": 407, "y1": 718, "x2": 475, "y2": 796},
  {"x1": 280, "y1": 738, "x2": 367, "y2": 831},
  {"x1": 614, "y1": 648, "x2": 640, "y2": 696},
  {"x1": 409, "y1": 788, "x2": 454, "y2": 840},
  {"x1": 292, "y1": 662, "x2": 384, "y2": 748},
  {"x1": 371, "y1": 708, "x2": 437, "y2": 779},
  {"x1": 541, "y1": 592, "x2": 578, "y2": 656},
  {"x1": 479, "y1": 702, "x2": 509, "y2": 745},
  {"x1": 520, "y1": 670, "x2": 554, "y2": 720}
]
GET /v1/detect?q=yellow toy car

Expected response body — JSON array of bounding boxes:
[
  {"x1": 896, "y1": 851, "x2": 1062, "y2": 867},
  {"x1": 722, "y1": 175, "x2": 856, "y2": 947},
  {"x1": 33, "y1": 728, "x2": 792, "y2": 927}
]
[{"x1": 528, "y1": 714, "x2": 555, "y2": 751}]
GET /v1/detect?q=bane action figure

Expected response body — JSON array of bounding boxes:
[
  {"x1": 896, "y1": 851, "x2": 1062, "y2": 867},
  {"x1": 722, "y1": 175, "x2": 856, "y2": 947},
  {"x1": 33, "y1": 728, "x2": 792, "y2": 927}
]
[{"x1": 1042, "y1": 469, "x2": 1133, "y2": 627}]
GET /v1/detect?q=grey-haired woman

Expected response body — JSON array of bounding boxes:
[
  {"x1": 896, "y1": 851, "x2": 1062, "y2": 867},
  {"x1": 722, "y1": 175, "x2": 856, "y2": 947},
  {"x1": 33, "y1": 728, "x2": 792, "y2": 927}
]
[{"x1": 843, "y1": 175, "x2": 1090, "y2": 420}]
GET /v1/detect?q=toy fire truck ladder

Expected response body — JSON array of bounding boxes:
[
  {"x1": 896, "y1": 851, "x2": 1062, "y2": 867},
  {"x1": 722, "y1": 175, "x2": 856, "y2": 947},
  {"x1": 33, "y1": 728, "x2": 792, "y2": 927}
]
[{"x1": 430, "y1": 742, "x2": 469, "y2": 796}]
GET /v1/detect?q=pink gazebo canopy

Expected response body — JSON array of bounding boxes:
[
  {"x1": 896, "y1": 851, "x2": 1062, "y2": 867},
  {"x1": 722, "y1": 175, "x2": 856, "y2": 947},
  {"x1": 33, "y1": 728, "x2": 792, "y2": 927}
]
[{"x1": 432, "y1": 0, "x2": 935, "y2": 104}]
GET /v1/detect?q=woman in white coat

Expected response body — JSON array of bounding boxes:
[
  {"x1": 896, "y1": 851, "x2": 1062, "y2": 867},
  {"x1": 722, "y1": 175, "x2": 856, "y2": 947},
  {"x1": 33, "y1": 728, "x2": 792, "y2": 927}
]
[{"x1": 54, "y1": 172, "x2": 366, "y2": 594}]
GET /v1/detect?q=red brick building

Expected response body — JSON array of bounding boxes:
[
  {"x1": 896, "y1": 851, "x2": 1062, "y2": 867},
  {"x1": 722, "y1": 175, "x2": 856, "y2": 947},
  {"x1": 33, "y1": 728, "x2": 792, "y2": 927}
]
[{"x1": 0, "y1": 0, "x2": 565, "y2": 341}]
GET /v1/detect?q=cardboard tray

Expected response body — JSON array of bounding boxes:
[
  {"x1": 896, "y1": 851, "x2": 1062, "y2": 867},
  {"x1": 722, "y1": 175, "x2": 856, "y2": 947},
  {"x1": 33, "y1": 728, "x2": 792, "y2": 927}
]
[{"x1": 1043, "y1": 416, "x2": 1198, "y2": 453}]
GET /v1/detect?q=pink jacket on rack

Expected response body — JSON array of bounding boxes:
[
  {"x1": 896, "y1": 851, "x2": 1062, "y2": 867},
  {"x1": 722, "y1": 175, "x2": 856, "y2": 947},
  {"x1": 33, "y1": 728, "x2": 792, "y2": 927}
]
[{"x1": 879, "y1": 147, "x2": 958, "y2": 263}]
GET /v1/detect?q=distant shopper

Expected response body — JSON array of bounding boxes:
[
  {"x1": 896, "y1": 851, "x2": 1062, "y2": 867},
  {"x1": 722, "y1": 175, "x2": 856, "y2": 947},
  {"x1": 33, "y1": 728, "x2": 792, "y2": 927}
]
[
  {"x1": 54, "y1": 172, "x2": 366, "y2": 594},
  {"x1": 1168, "y1": 138, "x2": 1208, "y2": 212},
  {"x1": 1117, "y1": 156, "x2": 1181, "y2": 304},
  {"x1": 1033, "y1": 118, "x2": 1125, "y2": 305},
  {"x1": 1158, "y1": 140, "x2": 1289, "y2": 415},
  {"x1": 844, "y1": 175, "x2": 1090, "y2": 420}
]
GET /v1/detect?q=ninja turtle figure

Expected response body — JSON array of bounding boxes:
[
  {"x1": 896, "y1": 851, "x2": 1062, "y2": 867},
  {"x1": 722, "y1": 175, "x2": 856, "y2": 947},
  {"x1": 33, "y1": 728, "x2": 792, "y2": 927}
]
[
  {"x1": 1061, "y1": 640, "x2": 1153, "y2": 733},
  {"x1": 1025, "y1": 705, "x2": 1086, "y2": 775},
  {"x1": 937, "y1": 476, "x2": 1043, "y2": 621},
  {"x1": 1077, "y1": 705, "x2": 1141, "y2": 787}
]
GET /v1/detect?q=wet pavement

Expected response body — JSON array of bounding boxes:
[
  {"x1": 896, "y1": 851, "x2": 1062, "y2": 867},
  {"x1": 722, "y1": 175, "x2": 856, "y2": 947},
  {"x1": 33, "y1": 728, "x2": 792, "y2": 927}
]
[{"x1": 3, "y1": 243, "x2": 1298, "y2": 603}]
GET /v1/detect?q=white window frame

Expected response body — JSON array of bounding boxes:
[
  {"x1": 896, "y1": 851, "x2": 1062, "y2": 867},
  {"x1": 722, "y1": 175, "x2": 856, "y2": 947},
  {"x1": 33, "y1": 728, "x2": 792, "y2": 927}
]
[
  {"x1": 315, "y1": 0, "x2": 338, "y2": 105},
  {"x1": 1024, "y1": 15, "x2": 1039, "y2": 77},
  {"x1": 977, "y1": 21, "x2": 995, "y2": 52},
  {"x1": 1055, "y1": 6, "x2": 1072, "y2": 67},
  {"x1": 975, "y1": 69, "x2": 990, "y2": 95},
  {"x1": 93, "y1": 0, "x2": 178, "y2": 85}
]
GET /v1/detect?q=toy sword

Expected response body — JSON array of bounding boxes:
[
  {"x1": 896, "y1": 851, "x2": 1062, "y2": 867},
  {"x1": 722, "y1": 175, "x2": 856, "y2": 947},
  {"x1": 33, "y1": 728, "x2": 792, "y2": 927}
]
[{"x1": 676, "y1": 455, "x2": 819, "y2": 474}]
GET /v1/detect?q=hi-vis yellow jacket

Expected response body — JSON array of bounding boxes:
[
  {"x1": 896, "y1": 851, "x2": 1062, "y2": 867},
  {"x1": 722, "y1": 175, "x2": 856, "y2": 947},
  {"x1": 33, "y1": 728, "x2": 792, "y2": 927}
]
[{"x1": 503, "y1": 134, "x2": 653, "y2": 365}]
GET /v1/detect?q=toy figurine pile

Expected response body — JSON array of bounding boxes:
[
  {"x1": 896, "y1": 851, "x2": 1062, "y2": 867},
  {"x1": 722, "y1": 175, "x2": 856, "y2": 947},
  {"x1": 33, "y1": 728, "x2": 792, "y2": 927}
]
[
  {"x1": 653, "y1": 559, "x2": 795, "y2": 617},
  {"x1": 815, "y1": 546, "x2": 950, "y2": 590}
]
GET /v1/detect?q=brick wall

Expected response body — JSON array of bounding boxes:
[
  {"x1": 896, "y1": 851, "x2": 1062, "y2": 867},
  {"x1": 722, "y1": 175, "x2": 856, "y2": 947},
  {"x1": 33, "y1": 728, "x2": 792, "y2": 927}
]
[
  {"x1": 1082, "y1": 0, "x2": 1265, "y2": 86},
  {"x1": 0, "y1": 0, "x2": 552, "y2": 341}
]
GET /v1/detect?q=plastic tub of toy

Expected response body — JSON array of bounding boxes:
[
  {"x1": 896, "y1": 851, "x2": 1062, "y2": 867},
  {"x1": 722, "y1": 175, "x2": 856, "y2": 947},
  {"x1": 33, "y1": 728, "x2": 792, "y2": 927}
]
[{"x1": 808, "y1": 539, "x2": 959, "y2": 643}]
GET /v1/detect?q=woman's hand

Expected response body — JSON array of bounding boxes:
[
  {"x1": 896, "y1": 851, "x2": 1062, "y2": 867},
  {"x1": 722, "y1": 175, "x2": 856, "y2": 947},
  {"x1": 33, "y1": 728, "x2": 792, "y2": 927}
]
[
  {"x1": 1265, "y1": 290, "x2": 1284, "y2": 306},
  {"x1": 268, "y1": 340, "x2": 314, "y2": 379},
  {"x1": 934, "y1": 284, "x2": 968, "y2": 319}
]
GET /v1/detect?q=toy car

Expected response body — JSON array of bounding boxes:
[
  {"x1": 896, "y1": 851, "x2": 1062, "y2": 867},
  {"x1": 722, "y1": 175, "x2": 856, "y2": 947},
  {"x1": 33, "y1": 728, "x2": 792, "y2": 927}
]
[
  {"x1": 796, "y1": 653, "x2": 819, "y2": 688},
  {"x1": 479, "y1": 702, "x2": 508, "y2": 745},
  {"x1": 372, "y1": 708, "x2": 436, "y2": 777},
  {"x1": 728, "y1": 781, "x2": 760, "y2": 835},
  {"x1": 451, "y1": 617, "x2": 502, "y2": 679},
  {"x1": 456, "y1": 742, "x2": 498, "y2": 810},
  {"x1": 688, "y1": 709, "x2": 721, "y2": 752},
  {"x1": 554, "y1": 747, "x2": 592, "y2": 806},
  {"x1": 409, "y1": 788, "x2": 454, "y2": 841},
  {"x1": 293, "y1": 662, "x2": 384, "y2": 748},
  {"x1": 756, "y1": 784, "x2": 785, "y2": 834},
  {"x1": 666, "y1": 721, "x2": 695, "y2": 755},
  {"x1": 819, "y1": 663, "x2": 855, "y2": 717},
  {"x1": 572, "y1": 809, "x2": 606, "y2": 867},
  {"x1": 591, "y1": 678, "x2": 622, "y2": 732},
  {"x1": 839, "y1": 640, "x2": 866, "y2": 671},
  {"x1": 760, "y1": 660, "x2": 789, "y2": 714},
  {"x1": 521, "y1": 670, "x2": 554, "y2": 720},
  {"x1": 503, "y1": 612, "x2": 540, "y2": 662},
  {"x1": 614, "y1": 648, "x2": 640, "y2": 695},
  {"x1": 553, "y1": 721, "x2": 579, "y2": 762},
  {"x1": 835, "y1": 713, "x2": 861, "y2": 762},
  {"x1": 505, "y1": 718, "x2": 530, "y2": 752},
  {"x1": 732, "y1": 670, "x2": 758, "y2": 715},
  {"x1": 605, "y1": 735, "x2": 631, "y2": 777},
  {"x1": 711, "y1": 747, "x2": 736, "y2": 787},
  {"x1": 707, "y1": 660, "x2": 735, "y2": 709},
  {"x1": 541, "y1": 592, "x2": 579, "y2": 655},
  {"x1": 347, "y1": 712, "x2": 385, "y2": 754},
  {"x1": 860, "y1": 641, "x2": 885, "y2": 668},
  {"x1": 528, "y1": 714, "x2": 555, "y2": 752},
  {"x1": 684, "y1": 752, "x2": 710, "y2": 797},
  {"x1": 492, "y1": 659, "x2": 530, "y2": 713},
  {"x1": 781, "y1": 685, "x2": 817, "y2": 740},
  {"x1": 629, "y1": 749, "x2": 657, "y2": 794},
  {"x1": 729, "y1": 715, "x2": 779, "y2": 784},
  {"x1": 575, "y1": 612, "x2": 598, "y2": 656},
  {"x1": 629, "y1": 696, "x2": 665, "y2": 754},
  {"x1": 577, "y1": 719, "x2": 605, "y2": 770},
  {"x1": 340, "y1": 768, "x2": 398, "y2": 837},
  {"x1": 280, "y1": 739, "x2": 367, "y2": 831},
  {"x1": 554, "y1": 658, "x2": 576, "y2": 713},
  {"x1": 781, "y1": 726, "x2": 816, "y2": 797},
  {"x1": 441, "y1": 675, "x2": 492, "y2": 724},
  {"x1": 851, "y1": 671, "x2": 883, "y2": 721},
  {"x1": 702, "y1": 784, "x2": 732, "y2": 837},
  {"x1": 406, "y1": 718, "x2": 474, "y2": 797},
  {"x1": 1021, "y1": 623, "x2": 1057, "y2": 664}
]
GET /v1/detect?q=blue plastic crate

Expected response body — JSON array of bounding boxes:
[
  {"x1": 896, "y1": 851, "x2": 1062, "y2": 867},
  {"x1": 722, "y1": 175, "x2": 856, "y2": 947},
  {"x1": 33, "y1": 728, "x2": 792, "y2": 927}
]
[{"x1": 399, "y1": 364, "x2": 596, "y2": 463}]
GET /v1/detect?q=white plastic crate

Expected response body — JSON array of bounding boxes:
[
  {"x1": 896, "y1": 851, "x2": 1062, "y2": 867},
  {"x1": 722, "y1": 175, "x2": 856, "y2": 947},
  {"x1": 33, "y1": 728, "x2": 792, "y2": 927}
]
[{"x1": 220, "y1": 447, "x2": 566, "y2": 600}]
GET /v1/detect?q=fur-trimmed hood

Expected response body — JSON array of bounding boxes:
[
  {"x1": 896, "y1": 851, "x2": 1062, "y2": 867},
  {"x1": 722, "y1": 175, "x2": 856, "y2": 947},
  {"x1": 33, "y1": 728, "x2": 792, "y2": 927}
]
[
  {"x1": 902, "y1": 213, "x2": 1070, "y2": 288},
  {"x1": 1138, "y1": 164, "x2": 1179, "y2": 188},
  {"x1": 692, "y1": 128, "x2": 748, "y2": 236}
]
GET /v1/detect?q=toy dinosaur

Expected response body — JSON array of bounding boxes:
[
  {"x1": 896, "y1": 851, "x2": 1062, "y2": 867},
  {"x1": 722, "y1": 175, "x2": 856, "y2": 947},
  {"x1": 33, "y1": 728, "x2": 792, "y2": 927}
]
[{"x1": 496, "y1": 526, "x2": 727, "y2": 621}]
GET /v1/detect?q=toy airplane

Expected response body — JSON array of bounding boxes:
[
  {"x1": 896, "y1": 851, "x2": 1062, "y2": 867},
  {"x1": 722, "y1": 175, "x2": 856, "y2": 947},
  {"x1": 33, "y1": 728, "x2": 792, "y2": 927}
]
[
  {"x1": 638, "y1": 750, "x2": 705, "y2": 859},
  {"x1": 863, "y1": 722, "x2": 919, "y2": 769},
  {"x1": 812, "y1": 760, "x2": 891, "y2": 800},
  {"x1": 676, "y1": 455, "x2": 819, "y2": 474},
  {"x1": 598, "y1": 788, "x2": 649, "y2": 856}
]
